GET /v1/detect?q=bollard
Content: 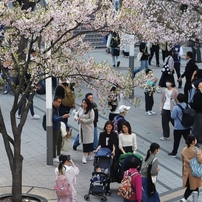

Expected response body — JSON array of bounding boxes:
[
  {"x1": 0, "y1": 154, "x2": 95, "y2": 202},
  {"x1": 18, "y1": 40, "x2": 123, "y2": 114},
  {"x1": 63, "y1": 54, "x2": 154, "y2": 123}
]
[
  {"x1": 192, "y1": 191, "x2": 198, "y2": 202},
  {"x1": 129, "y1": 34, "x2": 134, "y2": 99}
]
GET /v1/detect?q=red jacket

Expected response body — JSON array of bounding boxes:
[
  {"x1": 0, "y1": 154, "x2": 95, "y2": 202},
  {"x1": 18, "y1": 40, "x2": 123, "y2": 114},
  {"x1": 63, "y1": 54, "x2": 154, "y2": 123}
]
[{"x1": 123, "y1": 168, "x2": 142, "y2": 202}]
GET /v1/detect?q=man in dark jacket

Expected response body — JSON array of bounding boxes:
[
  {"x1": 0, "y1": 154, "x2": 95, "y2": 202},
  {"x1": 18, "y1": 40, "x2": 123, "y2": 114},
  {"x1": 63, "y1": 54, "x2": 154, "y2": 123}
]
[
  {"x1": 191, "y1": 82, "x2": 202, "y2": 143},
  {"x1": 55, "y1": 78, "x2": 75, "y2": 126},
  {"x1": 149, "y1": 41, "x2": 160, "y2": 67},
  {"x1": 178, "y1": 51, "x2": 198, "y2": 102},
  {"x1": 52, "y1": 96, "x2": 70, "y2": 162}
]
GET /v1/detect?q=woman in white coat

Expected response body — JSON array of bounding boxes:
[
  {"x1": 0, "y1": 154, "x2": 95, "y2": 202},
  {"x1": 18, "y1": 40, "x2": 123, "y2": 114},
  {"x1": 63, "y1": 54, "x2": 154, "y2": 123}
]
[
  {"x1": 55, "y1": 154, "x2": 79, "y2": 202},
  {"x1": 74, "y1": 98, "x2": 95, "y2": 164}
]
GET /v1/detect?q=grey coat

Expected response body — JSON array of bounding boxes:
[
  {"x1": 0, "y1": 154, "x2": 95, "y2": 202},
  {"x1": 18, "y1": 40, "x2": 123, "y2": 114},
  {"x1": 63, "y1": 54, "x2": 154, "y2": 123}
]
[
  {"x1": 141, "y1": 153, "x2": 159, "y2": 178},
  {"x1": 74, "y1": 107, "x2": 95, "y2": 144}
]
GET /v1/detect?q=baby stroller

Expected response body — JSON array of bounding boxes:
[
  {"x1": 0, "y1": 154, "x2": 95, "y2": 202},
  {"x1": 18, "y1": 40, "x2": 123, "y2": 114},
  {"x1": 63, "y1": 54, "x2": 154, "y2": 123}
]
[
  {"x1": 119, "y1": 152, "x2": 143, "y2": 180},
  {"x1": 84, "y1": 148, "x2": 112, "y2": 201}
]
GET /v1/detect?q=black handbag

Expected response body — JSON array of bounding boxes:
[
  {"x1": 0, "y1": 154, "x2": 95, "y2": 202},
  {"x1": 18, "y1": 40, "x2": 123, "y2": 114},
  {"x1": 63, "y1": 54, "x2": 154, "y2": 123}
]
[
  {"x1": 113, "y1": 47, "x2": 120, "y2": 56},
  {"x1": 147, "y1": 161, "x2": 156, "y2": 196}
]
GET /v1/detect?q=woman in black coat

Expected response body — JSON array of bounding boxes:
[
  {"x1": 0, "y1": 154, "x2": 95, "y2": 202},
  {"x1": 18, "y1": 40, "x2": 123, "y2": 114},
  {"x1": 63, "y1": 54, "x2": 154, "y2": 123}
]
[
  {"x1": 94, "y1": 120, "x2": 117, "y2": 156},
  {"x1": 94, "y1": 120, "x2": 118, "y2": 184}
]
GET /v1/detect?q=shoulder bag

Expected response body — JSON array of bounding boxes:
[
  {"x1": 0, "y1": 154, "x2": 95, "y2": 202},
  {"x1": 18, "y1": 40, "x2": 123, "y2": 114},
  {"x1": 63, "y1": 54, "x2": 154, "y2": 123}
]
[
  {"x1": 136, "y1": 52, "x2": 143, "y2": 62},
  {"x1": 161, "y1": 56, "x2": 171, "y2": 74},
  {"x1": 190, "y1": 147, "x2": 202, "y2": 177},
  {"x1": 147, "y1": 158, "x2": 157, "y2": 196},
  {"x1": 137, "y1": 47, "x2": 146, "y2": 62}
]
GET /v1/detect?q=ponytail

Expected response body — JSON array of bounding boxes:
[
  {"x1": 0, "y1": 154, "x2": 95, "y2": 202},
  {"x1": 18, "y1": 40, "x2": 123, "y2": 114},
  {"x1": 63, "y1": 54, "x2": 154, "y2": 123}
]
[
  {"x1": 145, "y1": 142, "x2": 160, "y2": 162},
  {"x1": 145, "y1": 149, "x2": 151, "y2": 162},
  {"x1": 58, "y1": 162, "x2": 64, "y2": 175},
  {"x1": 57, "y1": 154, "x2": 70, "y2": 175}
]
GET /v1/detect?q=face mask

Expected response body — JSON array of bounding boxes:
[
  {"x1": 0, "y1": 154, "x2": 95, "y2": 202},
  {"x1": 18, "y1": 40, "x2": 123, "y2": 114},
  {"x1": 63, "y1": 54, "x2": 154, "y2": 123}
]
[{"x1": 166, "y1": 82, "x2": 171, "y2": 87}]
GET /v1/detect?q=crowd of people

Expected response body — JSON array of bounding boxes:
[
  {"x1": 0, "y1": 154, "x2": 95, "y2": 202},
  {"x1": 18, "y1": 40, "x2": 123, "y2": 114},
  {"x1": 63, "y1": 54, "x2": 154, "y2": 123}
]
[
  {"x1": 1, "y1": 39, "x2": 202, "y2": 202},
  {"x1": 52, "y1": 45, "x2": 202, "y2": 202},
  {"x1": 52, "y1": 76, "x2": 202, "y2": 202}
]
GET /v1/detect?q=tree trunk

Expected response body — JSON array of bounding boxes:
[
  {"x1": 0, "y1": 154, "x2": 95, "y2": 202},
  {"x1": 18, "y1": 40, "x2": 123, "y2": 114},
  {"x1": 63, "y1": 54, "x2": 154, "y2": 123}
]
[{"x1": 11, "y1": 123, "x2": 23, "y2": 202}]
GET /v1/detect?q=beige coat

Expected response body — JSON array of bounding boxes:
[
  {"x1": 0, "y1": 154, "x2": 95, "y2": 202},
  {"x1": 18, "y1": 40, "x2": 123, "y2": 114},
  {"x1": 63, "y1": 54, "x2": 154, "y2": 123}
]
[
  {"x1": 181, "y1": 145, "x2": 202, "y2": 190},
  {"x1": 74, "y1": 107, "x2": 94, "y2": 144}
]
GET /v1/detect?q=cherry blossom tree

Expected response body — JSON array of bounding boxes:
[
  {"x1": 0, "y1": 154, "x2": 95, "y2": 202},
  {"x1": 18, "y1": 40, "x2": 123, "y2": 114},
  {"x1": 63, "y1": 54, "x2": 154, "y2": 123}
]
[
  {"x1": 0, "y1": 0, "x2": 134, "y2": 201},
  {"x1": 119, "y1": 0, "x2": 202, "y2": 43},
  {"x1": 2, "y1": 0, "x2": 201, "y2": 200}
]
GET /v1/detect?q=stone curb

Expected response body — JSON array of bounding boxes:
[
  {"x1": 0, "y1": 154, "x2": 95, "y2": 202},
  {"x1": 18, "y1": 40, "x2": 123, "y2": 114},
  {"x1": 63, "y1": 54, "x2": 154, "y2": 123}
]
[{"x1": 0, "y1": 186, "x2": 56, "y2": 202}]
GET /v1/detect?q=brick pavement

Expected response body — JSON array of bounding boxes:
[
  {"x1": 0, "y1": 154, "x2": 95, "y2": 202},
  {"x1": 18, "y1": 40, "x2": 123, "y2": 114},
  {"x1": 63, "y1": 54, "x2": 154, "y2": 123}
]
[{"x1": 0, "y1": 47, "x2": 202, "y2": 202}]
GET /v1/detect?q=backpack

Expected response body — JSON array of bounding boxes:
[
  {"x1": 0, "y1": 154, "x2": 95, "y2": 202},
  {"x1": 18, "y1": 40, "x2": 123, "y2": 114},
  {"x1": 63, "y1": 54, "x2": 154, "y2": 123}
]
[
  {"x1": 112, "y1": 116, "x2": 123, "y2": 133},
  {"x1": 59, "y1": 84, "x2": 75, "y2": 107},
  {"x1": 110, "y1": 33, "x2": 120, "y2": 48},
  {"x1": 42, "y1": 114, "x2": 46, "y2": 131},
  {"x1": 177, "y1": 104, "x2": 195, "y2": 128},
  {"x1": 54, "y1": 174, "x2": 72, "y2": 197},
  {"x1": 118, "y1": 170, "x2": 138, "y2": 199},
  {"x1": 36, "y1": 82, "x2": 46, "y2": 95}
]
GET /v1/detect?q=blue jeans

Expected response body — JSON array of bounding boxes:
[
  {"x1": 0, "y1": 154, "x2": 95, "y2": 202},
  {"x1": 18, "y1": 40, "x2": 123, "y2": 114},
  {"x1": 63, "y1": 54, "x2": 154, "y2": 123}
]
[
  {"x1": 73, "y1": 134, "x2": 80, "y2": 147},
  {"x1": 73, "y1": 127, "x2": 98, "y2": 149},
  {"x1": 134, "y1": 60, "x2": 149, "y2": 74},
  {"x1": 114, "y1": 0, "x2": 119, "y2": 11},
  {"x1": 1, "y1": 71, "x2": 13, "y2": 92},
  {"x1": 93, "y1": 127, "x2": 98, "y2": 150},
  {"x1": 18, "y1": 93, "x2": 35, "y2": 116}
]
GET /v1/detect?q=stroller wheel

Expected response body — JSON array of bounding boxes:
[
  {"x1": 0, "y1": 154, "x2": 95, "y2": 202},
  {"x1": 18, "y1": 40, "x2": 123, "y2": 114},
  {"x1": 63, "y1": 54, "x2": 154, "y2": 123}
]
[
  {"x1": 101, "y1": 196, "x2": 107, "y2": 201},
  {"x1": 84, "y1": 195, "x2": 90, "y2": 201}
]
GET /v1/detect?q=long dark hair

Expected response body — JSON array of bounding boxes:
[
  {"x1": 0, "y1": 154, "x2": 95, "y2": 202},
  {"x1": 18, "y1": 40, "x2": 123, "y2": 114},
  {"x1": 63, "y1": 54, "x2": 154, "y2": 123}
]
[
  {"x1": 145, "y1": 143, "x2": 160, "y2": 162},
  {"x1": 82, "y1": 98, "x2": 92, "y2": 114},
  {"x1": 122, "y1": 121, "x2": 132, "y2": 134},
  {"x1": 186, "y1": 135, "x2": 195, "y2": 148}
]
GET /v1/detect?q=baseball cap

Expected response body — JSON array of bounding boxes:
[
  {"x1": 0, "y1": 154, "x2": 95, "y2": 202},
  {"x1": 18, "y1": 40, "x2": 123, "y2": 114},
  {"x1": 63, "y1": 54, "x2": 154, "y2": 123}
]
[{"x1": 119, "y1": 105, "x2": 130, "y2": 113}]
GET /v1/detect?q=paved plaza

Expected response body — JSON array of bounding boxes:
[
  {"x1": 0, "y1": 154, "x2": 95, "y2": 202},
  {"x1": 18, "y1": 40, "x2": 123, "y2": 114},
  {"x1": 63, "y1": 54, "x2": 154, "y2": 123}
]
[{"x1": 0, "y1": 46, "x2": 202, "y2": 202}]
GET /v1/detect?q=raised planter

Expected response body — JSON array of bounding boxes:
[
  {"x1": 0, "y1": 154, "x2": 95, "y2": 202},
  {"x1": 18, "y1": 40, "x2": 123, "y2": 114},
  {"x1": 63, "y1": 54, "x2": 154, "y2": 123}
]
[
  {"x1": 0, "y1": 186, "x2": 56, "y2": 202},
  {"x1": 0, "y1": 193, "x2": 46, "y2": 202}
]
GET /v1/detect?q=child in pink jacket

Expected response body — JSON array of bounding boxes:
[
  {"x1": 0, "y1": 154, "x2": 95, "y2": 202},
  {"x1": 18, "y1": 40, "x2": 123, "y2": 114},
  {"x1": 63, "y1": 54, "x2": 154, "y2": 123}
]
[{"x1": 123, "y1": 156, "x2": 142, "y2": 202}]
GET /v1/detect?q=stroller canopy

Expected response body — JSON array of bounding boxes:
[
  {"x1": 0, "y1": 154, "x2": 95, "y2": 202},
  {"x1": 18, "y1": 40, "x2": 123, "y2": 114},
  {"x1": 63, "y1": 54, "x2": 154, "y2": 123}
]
[{"x1": 95, "y1": 148, "x2": 111, "y2": 158}]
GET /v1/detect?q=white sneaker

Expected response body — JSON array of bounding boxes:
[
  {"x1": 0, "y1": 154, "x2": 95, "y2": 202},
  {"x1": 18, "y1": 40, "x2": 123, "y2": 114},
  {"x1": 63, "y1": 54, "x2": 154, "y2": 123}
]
[
  {"x1": 150, "y1": 111, "x2": 156, "y2": 115},
  {"x1": 31, "y1": 114, "x2": 40, "y2": 120},
  {"x1": 145, "y1": 111, "x2": 152, "y2": 116},
  {"x1": 160, "y1": 136, "x2": 170, "y2": 141},
  {"x1": 16, "y1": 115, "x2": 21, "y2": 119},
  {"x1": 53, "y1": 158, "x2": 59, "y2": 163},
  {"x1": 180, "y1": 198, "x2": 187, "y2": 202},
  {"x1": 86, "y1": 156, "x2": 93, "y2": 161},
  {"x1": 82, "y1": 156, "x2": 87, "y2": 164}
]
